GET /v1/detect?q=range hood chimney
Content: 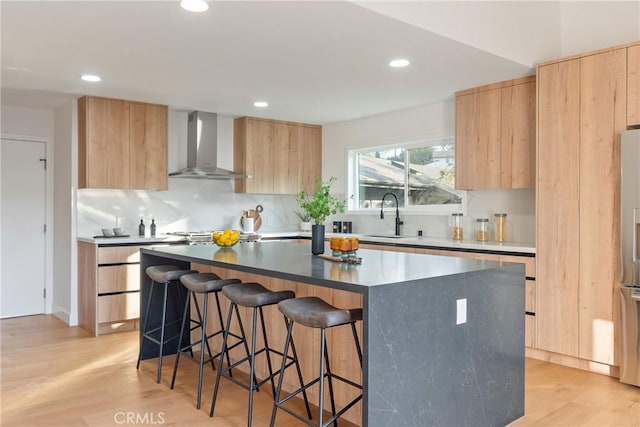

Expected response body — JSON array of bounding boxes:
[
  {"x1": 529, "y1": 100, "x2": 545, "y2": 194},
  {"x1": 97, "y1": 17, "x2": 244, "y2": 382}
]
[{"x1": 168, "y1": 111, "x2": 248, "y2": 180}]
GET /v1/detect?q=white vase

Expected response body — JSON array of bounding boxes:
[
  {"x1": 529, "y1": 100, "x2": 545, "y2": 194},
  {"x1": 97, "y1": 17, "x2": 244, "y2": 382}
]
[{"x1": 300, "y1": 221, "x2": 312, "y2": 232}]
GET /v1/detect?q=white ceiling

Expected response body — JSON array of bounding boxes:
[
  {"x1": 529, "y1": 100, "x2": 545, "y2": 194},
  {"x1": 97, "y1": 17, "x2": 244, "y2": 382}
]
[{"x1": 2, "y1": 1, "x2": 638, "y2": 125}]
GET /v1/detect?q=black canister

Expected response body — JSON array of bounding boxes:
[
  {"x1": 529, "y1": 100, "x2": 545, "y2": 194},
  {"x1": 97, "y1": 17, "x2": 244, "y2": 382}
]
[
  {"x1": 332, "y1": 221, "x2": 342, "y2": 233},
  {"x1": 342, "y1": 221, "x2": 352, "y2": 233}
]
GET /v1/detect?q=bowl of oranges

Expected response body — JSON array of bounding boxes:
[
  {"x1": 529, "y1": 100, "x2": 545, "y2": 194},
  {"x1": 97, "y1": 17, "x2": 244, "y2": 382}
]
[{"x1": 212, "y1": 229, "x2": 241, "y2": 247}]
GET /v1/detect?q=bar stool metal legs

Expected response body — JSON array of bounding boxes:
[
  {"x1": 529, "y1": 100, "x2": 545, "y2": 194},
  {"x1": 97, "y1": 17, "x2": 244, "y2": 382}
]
[
  {"x1": 170, "y1": 273, "x2": 243, "y2": 409},
  {"x1": 271, "y1": 297, "x2": 363, "y2": 427},
  {"x1": 210, "y1": 282, "x2": 311, "y2": 426},
  {"x1": 136, "y1": 265, "x2": 196, "y2": 384}
]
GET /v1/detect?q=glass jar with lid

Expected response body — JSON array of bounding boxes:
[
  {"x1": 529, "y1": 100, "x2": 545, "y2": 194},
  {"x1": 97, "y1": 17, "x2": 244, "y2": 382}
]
[
  {"x1": 494, "y1": 213, "x2": 507, "y2": 242},
  {"x1": 452, "y1": 213, "x2": 464, "y2": 240},
  {"x1": 476, "y1": 218, "x2": 489, "y2": 242}
]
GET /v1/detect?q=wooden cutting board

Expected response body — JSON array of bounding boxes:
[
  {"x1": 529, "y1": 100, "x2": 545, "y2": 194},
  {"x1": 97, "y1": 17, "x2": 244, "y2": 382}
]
[
  {"x1": 241, "y1": 214, "x2": 262, "y2": 231},
  {"x1": 241, "y1": 204, "x2": 263, "y2": 231}
]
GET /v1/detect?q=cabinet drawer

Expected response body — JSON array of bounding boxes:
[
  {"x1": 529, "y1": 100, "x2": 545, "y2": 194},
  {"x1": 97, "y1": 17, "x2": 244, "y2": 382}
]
[
  {"x1": 498, "y1": 254, "x2": 535, "y2": 277},
  {"x1": 98, "y1": 292, "x2": 140, "y2": 323},
  {"x1": 98, "y1": 246, "x2": 141, "y2": 264},
  {"x1": 525, "y1": 279, "x2": 536, "y2": 313},
  {"x1": 98, "y1": 265, "x2": 140, "y2": 293}
]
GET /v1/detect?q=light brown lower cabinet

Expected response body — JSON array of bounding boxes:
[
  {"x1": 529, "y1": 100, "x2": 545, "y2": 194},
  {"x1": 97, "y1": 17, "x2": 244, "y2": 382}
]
[
  {"x1": 97, "y1": 293, "x2": 140, "y2": 324},
  {"x1": 78, "y1": 242, "x2": 148, "y2": 336}
]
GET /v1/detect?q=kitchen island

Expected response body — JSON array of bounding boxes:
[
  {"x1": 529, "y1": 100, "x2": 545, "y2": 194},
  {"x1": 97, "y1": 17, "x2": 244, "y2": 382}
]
[{"x1": 140, "y1": 242, "x2": 525, "y2": 426}]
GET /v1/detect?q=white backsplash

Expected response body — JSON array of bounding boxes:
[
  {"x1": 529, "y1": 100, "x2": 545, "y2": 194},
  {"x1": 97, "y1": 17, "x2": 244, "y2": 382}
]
[
  {"x1": 78, "y1": 180, "x2": 534, "y2": 245},
  {"x1": 77, "y1": 179, "x2": 300, "y2": 237},
  {"x1": 334, "y1": 188, "x2": 535, "y2": 244}
]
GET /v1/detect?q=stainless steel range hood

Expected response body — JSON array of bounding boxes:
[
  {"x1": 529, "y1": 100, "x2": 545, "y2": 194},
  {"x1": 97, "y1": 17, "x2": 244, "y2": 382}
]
[{"x1": 168, "y1": 111, "x2": 248, "y2": 180}]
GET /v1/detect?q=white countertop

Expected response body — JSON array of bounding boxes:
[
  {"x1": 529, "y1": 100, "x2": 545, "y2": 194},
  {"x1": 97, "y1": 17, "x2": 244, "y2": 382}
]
[
  {"x1": 77, "y1": 235, "x2": 187, "y2": 245},
  {"x1": 261, "y1": 231, "x2": 536, "y2": 254},
  {"x1": 78, "y1": 231, "x2": 535, "y2": 254}
]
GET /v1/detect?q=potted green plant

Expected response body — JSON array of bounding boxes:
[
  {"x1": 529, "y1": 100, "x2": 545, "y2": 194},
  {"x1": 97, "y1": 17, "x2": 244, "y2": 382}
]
[
  {"x1": 295, "y1": 177, "x2": 345, "y2": 254},
  {"x1": 294, "y1": 209, "x2": 312, "y2": 231}
]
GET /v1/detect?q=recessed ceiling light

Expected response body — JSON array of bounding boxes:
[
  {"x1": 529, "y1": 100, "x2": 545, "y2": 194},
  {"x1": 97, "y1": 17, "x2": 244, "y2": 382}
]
[
  {"x1": 81, "y1": 74, "x2": 101, "y2": 82},
  {"x1": 389, "y1": 59, "x2": 410, "y2": 68},
  {"x1": 253, "y1": 101, "x2": 269, "y2": 108},
  {"x1": 181, "y1": 0, "x2": 209, "y2": 12}
]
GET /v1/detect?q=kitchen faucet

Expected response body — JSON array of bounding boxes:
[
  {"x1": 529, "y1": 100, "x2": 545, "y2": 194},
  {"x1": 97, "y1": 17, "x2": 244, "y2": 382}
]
[{"x1": 380, "y1": 192, "x2": 404, "y2": 236}]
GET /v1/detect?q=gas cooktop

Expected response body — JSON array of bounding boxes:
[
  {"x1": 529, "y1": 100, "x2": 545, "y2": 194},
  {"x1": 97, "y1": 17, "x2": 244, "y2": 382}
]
[{"x1": 166, "y1": 231, "x2": 261, "y2": 244}]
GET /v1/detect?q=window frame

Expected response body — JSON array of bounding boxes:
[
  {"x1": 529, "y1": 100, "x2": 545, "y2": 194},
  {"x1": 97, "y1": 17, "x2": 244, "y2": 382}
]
[{"x1": 346, "y1": 136, "x2": 466, "y2": 215}]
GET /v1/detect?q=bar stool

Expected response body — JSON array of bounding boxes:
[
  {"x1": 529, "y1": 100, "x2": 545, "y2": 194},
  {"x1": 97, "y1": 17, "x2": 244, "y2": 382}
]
[
  {"x1": 210, "y1": 282, "x2": 312, "y2": 426},
  {"x1": 170, "y1": 273, "x2": 243, "y2": 409},
  {"x1": 136, "y1": 265, "x2": 197, "y2": 384},
  {"x1": 270, "y1": 296, "x2": 363, "y2": 427}
]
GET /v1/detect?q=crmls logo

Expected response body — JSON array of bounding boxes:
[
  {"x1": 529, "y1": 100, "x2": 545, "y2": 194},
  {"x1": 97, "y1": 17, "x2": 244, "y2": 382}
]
[{"x1": 113, "y1": 412, "x2": 165, "y2": 425}]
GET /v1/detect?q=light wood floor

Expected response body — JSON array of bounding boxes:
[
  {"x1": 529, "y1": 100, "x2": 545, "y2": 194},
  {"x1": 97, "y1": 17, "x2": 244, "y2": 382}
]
[{"x1": 1, "y1": 315, "x2": 638, "y2": 426}]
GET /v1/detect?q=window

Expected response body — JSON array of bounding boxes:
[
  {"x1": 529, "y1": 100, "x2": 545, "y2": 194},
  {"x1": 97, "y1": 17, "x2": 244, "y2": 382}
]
[{"x1": 347, "y1": 137, "x2": 463, "y2": 212}]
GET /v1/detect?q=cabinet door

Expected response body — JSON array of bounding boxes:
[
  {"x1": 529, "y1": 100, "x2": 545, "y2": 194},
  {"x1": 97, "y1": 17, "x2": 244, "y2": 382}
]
[
  {"x1": 237, "y1": 118, "x2": 275, "y2": 193},
  {"x1": 455, "y1": 93, "x2": 474, "y2": 190},
  {"x1": 129, "y1": 102, "x2": 167, "y2": 190},
  {"x1": 628, "y1": 44, "x2": 640, "y2": 127},
  {"x1": 455, "y1": 89, "x2": 502, "y2": 189},
  {"x1": 81, "y1": 97, "x2": 130, "y2": 189},
  {"x1": 235, "y1": 117, "x2": 321, "y2": 195},
  {"x1": 273, "y1": 122, "x2": 299, "y2": 194},
  {"x1": 536, "y1": 59, "x2": 581, "y2": 357},
  {"x1": 501, "y1": 81, "x2": 535, "y2": 188},
  {"x1": 297, "y1": 125, "x2": 322, "y2": 194},
  {"x1": 578, "y1": 49, "x2": 625, "y2": 364}
]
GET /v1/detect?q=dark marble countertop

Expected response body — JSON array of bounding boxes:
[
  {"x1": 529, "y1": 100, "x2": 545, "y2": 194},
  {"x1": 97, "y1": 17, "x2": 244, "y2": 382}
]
[{"x1": 141, "y1": 241, "x2": 507, "y2": 294}]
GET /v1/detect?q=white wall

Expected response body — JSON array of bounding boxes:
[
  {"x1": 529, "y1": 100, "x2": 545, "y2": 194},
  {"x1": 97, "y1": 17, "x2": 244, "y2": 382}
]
[
  {"x1": 322, "y1": 100, "x2": 536, "y2": 243},
  {"x1": 355, "y1": 1, "x2": 562, "y2": 67},
  {"x1": 357, "y1": 1, "x2": 639, "y2": 67},
  {"x1": 1, "y1": 105, "x2": 54, "y2": 137},
  {"x1": 559, "y1": 1, "x2": 640, "y2": 57},
  {"x1": 52, "y1": 100, "x2": 77, "y2": 325},
  {"x1": 0, "y1": 105, "x2": 55, "y2": 315}
]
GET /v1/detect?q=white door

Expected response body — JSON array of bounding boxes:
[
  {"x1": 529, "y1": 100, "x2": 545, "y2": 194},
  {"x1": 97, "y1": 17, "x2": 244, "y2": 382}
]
[{"x1": 1, "y1": 138, "x2": 46, "y2": 318}]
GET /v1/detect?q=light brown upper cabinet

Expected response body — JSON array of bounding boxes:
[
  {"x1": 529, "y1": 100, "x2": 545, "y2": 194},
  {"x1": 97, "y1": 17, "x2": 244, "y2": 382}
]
[
  {"x1": 627, "y1": 44, "x2": 640, "y2": 127},
  {"x1": 78, "y1": 96, "x2": 168, "y2": 190},
  {"x1": 455, "y1": 76, "x2": 535, "y2": 190},
  {"x1": 234, "y1": 117, "x2": 321, "y2": 194},
  {"x1": 536, "y1": 46, "x2": 627, "y2": 365}
]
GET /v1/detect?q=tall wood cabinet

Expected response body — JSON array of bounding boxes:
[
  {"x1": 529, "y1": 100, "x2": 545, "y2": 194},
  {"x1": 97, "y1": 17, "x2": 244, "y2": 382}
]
[
  {"x1": 234, "y1": 117, "x2": 321, "y2": 194},
  {"x1": 455, "y1": 76, "x2": 535, "y2": 190},
  {"x1": 628, "y1": 44, "x2": 640, "y2": 127},
  {"x1": 78, "y1": 96, "x2": 168, "y2": 190},
  {"x1": 536, "y1": 46, "x2": 627, "y2": 365}
]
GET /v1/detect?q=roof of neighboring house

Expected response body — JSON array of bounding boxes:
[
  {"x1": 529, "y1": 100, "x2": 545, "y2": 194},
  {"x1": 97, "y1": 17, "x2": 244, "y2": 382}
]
[{"x1": 358, "y1": 155, "x2": 460, "y2": 204}]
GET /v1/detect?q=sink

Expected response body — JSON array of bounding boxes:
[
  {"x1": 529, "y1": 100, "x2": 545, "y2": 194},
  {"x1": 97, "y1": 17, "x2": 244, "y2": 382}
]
[{"x1": 362, "y1": 234, "x2": 412, "y2": 239}]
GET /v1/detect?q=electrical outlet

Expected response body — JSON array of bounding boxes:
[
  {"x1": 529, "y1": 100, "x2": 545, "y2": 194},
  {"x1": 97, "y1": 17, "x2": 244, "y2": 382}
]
[{"x1": 456, "y1": 298, "x2": 467, "y2": 325}]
